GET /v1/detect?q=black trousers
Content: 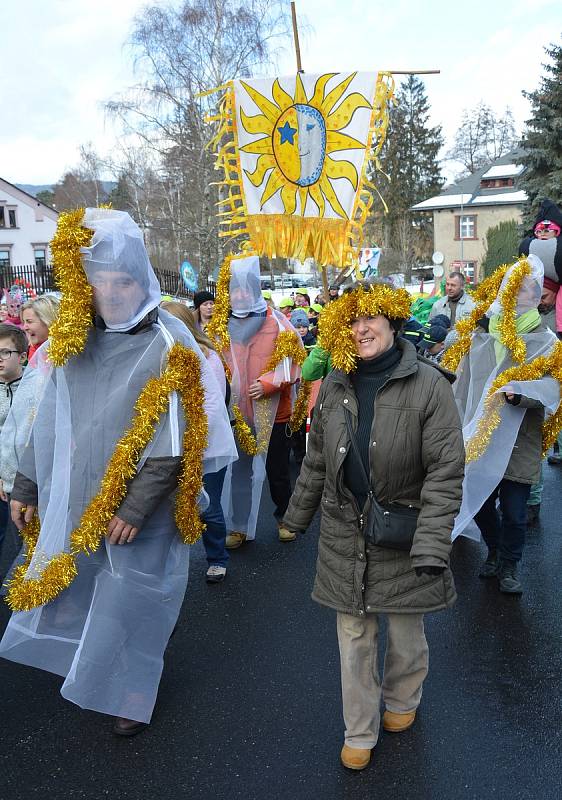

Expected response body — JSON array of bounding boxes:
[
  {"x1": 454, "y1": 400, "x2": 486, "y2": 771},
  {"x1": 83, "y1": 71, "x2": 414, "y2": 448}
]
[{"x1": 266, "y1": 421, "x2": 293, "y2": 519}]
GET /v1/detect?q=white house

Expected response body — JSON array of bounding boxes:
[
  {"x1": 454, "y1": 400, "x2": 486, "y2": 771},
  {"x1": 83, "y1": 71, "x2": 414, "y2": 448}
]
[{"x1": 0, "y1": 178, "x2": 58, "y2": 270}]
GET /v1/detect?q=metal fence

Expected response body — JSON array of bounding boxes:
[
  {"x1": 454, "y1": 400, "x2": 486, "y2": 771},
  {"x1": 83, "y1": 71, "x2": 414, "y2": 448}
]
[{"x1": 0, "y1": 265, "x2": 215, "y2": 302}]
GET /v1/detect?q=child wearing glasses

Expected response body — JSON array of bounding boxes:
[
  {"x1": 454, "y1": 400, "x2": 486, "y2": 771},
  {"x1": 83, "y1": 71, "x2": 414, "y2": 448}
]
[{"x1": 0, "y1": 324, "x2": 28, "y2": 577}]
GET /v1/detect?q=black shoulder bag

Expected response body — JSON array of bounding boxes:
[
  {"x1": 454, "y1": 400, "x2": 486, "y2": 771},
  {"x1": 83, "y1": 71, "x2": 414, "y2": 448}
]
[{"x1": 344, "y1": 409, "x2": 419, "y2": 551}]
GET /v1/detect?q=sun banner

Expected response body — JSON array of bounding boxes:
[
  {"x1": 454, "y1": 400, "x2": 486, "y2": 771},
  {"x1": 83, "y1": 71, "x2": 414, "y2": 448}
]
[{"x1": 208, "y1": 71, "x2": 395, "y2": 270}]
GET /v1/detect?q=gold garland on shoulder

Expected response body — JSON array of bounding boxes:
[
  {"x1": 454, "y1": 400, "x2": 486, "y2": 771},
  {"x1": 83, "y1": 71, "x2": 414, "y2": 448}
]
[
  {"x1": 317, "y1": 284, "x2": 412, "y2": 373},
  {"x1": 441, "y1": 258, "x2": 532, "y2": 372},
  {"x1": 465, "y1": 340, "x2": 562, "y2": 463},
  {"x1": 47, "y1": 208, "x2": 95, "y2": 366},
  {"x1": 6, "y1": 343, "x2": 208, "y2": 612}
]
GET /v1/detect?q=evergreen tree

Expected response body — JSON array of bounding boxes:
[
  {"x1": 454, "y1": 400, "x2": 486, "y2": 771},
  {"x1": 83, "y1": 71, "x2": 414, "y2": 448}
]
[
  {"x1": 519, "y1": 40, "x2": 562, "y2": 227},
  {"x1": 368, "y1": 76, "x2": 444, "y2": 276},
  {"x1": 109, "y1": 174, "x2": 134, "y2": 214},
  {"x1": 481, "y1": 220, "x2": 520, "y2": 277}
]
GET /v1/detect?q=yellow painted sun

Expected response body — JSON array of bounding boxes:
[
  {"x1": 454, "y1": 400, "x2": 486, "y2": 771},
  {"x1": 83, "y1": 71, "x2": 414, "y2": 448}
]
[{"x1": 239, "y1": 72, "x2": 371, "y2": 219}]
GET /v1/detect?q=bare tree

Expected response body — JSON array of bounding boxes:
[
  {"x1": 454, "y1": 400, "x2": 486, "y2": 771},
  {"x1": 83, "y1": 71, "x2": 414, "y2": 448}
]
[
  {"x1": 106, "y1": 0, "x2": 290, "y2": 284},
  {"x1": 447, "y1": 102, "x2": 519, "y2": 175}
]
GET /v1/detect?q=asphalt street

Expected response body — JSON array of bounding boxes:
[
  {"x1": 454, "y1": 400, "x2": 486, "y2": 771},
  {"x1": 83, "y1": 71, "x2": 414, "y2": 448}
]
[{"x1": 1, "y1": 461, "x2": 561, "y2": 800}]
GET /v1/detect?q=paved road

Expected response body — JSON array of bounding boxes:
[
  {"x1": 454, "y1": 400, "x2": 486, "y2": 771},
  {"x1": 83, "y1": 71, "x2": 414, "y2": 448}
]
[{"x1": 1, "y1": 462, "x2": 561, "y2": 800}]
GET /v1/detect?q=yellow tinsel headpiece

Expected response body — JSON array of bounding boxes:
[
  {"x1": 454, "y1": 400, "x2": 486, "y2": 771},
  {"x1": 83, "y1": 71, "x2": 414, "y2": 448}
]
[{"x1": 317, "y1": 284, "x2": 411, "y2": 373}]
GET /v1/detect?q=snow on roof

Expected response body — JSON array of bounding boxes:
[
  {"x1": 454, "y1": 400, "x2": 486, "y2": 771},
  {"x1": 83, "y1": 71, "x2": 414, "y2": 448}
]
[
  {"x1": 411, "y1": 194, "x2": 472, "y2": 210},
  {"x1": 471, "y1": 190, "x2": 527, "y2": 205},
  {"x1": 481, "y1": 164, "x2": 524, "y2": 179}
]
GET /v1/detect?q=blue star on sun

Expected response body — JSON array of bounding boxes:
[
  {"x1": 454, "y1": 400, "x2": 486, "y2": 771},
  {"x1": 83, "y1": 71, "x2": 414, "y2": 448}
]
[{"x1": 277, "y1": 120, "x2": 297, "y2": 145}]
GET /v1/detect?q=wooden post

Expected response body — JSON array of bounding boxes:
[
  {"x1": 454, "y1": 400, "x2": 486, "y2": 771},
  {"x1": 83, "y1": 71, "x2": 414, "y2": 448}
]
[
  {"x1": 291, "y1": 2, "x2": 303, "y2": 73},
  {"x1": 322, "y1": 267, "x2": 330, "y2": 304}
]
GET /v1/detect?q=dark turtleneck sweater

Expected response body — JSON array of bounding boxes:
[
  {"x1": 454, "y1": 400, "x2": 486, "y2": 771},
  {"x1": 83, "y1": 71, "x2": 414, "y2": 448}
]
[{"x1": 343, "y1": 343, "x2": 401, "y2": 508}]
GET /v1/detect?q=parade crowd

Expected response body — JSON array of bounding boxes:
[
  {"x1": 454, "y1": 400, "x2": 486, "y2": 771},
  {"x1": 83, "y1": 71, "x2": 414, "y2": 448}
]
[{"x1": 0, "y1": 202, "x2": 561, "y2": 771}]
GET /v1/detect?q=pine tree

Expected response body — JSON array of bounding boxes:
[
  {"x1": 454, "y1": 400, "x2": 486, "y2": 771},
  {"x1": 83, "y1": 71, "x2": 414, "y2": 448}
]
[
  {"x1": 368, "y1": 76, "x2": 444, "y2": 276},
  {"x1": 519, "y1": 40, "x2": 562, "y2": 226},
  {"x1": 481, "y1": 220, "x2": 520, "y2": 277}
]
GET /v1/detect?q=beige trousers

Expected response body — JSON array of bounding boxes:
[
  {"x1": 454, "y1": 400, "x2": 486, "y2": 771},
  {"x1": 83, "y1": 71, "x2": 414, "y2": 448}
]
[{"x1": 336, "y1": 611, "x2": 429, "y2": 749}]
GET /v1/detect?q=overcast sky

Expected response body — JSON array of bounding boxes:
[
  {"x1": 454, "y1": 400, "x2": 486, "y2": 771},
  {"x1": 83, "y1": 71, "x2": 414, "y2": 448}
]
[{"x1": 3, "y1": 0, "x2": 561, "y2": 185}]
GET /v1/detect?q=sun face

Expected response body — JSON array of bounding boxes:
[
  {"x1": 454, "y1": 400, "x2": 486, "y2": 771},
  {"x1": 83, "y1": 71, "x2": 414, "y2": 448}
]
[{"x1": 239, "y1": 73, "x2": 371, "y2": 219}]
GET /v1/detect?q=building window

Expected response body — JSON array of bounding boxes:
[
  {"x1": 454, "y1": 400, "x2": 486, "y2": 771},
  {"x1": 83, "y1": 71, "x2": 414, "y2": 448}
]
[
  {"x1": 455, "y1": 214, "x2": 477, "y2": 240},
  {"x1": 0, "y1": 250, "x2": 10, "y2": 268},
  {"x1": 34, "y1": 248, "x2": 47, "y2": 269},
  {"x1": 8, "y1": 209, "x2": 17, "y2": 228},
  {"x1": 0, "y1": 208, "x2": 5, "y2": 228}
]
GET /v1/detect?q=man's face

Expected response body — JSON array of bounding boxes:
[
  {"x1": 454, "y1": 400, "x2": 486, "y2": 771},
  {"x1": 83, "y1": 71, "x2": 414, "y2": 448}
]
[
  {"x1": 445, "y1": 276, "x2": 463, "y2": 299},
  {"x1": 90, "y1": 271, "x2": 146, "y2": 326}
]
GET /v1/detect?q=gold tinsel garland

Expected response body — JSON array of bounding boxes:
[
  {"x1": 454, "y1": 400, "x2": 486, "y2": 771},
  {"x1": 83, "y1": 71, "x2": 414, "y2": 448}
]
[
  {"x1": 441, "y1": 259, "x2": 534, "y2": 372},
  {"x1": 263, "y1": 330, "x2": 306, "y2": 373},
  {"x1": 495, "y1": 258, "x2": 532, "y2": 364},
  {"x1": 6, "y1": 343, "x2": 208, "y2": 612},
  {"x1": 289, "y1": 379, "x2": 312, "y2": 433},
  {"x1": 206, "y1": 252, "x2": 234, "y2": 350},
  {"x1": 465, "y1": 340, "x2": 562, "y2": 463},
  {"x1": 47, "y1": 208, "x2": 95, "y2": 366},
  {"x1": 317, "y1": 284, "x2": 412, "y2": 373}
]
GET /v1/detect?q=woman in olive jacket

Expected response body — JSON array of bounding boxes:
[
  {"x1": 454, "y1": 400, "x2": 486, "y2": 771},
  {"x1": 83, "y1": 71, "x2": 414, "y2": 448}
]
[{"x1": 282, "y1": 284, "x2": 465, "y2": 771}]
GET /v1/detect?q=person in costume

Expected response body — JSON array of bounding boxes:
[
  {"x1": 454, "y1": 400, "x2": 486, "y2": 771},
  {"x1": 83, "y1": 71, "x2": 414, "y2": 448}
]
[
  {"x1": 282, "y1": 282, "x2": 463, "y2": 771},
  {"x1": 0, "y1": 209, "x2": 236, "y2": 735},
  {"x1": 193, "y1": 289, "x2": 215, "y2": 331},
  {"x1": 519, "y1": 198, "x2": 562, "y2": 334},
  {"x1": 2, "y1": 287, "x2": 25, "y2": 329},
  {"x1": 21, "y1": 294, "x2": 61, "y2": 360},
  {"x1": 218, "y1": 257, "x2": 303, "y2": 548},
  {"x1": 161, "y1": 300, "x2": 231, "y2": 583},
  {"x1": 449, "y1": 255, "x2": 562, "y2": 594}
]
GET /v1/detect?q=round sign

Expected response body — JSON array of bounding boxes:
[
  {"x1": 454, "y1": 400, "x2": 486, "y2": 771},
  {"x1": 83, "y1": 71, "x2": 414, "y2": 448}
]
[
  {"x1": 432, "y1": 251, "x2": 444, "y2": 265},
  {"x1": 180, "y1": 260, "x2": 197, "y2": 292},
  {"x1": 432, "y1": 264, "x2": 445, "y2": 278}
]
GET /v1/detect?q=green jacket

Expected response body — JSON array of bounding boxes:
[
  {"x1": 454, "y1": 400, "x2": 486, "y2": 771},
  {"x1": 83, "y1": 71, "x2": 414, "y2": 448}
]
[{"x1": 283, "y1": 339, "x2": 464, "y2": 617}]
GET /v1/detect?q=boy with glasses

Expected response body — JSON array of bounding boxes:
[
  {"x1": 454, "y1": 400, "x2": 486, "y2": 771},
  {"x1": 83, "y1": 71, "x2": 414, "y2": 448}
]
[{"x1": 0, "y1": 324, "x2": 27, "y2": 574}]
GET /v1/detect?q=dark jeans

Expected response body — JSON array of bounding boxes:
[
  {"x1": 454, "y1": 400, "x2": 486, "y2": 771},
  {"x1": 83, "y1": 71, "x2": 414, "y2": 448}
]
[
  {"x1": 474, "y1": 478, "x2": 531, "y2": 563},
  {"x1": 266, "y1": 421, "x2": 293, "y2": 520},
  {"x1": 201, "y1": 467, "x2": 229, "y2": 567}
]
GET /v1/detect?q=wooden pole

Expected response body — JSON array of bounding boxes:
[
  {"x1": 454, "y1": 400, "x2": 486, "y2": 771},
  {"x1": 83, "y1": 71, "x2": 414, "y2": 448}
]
[
  {"x1": 291, "y1": 1, "x2": 303, "y2": 73},
  {"x1": 322, "y1": 267, "x2": 330, "y2": 304},
  {"x1": 389, "y1": 70, "x2": 440, "y2": 75}
]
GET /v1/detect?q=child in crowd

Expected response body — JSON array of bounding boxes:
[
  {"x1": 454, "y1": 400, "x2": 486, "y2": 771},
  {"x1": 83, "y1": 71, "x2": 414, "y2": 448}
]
[
  {"x1": 291, "y1": 309, "x2": 316, "y2": 349},
  {"x1": 0, "y1": 324, "x2": 28, "y2": 576}
]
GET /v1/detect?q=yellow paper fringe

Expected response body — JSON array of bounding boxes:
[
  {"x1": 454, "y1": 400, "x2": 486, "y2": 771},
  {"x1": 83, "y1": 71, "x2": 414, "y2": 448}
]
[
  {"x1": 207, "y1": 73, "x2": 395, "y2": 269},
  {"x1": 6, "y1": 343, "x2": 208, "y2": 612},
  {"x1": 441, "y1": 259, "x2": 532, "y2": 372},
  {"x1": 465, "y1": 340, "x2": 562, "y2": 463},
  {"x1": 47, "y1": 208, "x2": 95, "y2": 366},
  {"x1": 317, "y1": 284, "x2": 411, "y2": 373}
]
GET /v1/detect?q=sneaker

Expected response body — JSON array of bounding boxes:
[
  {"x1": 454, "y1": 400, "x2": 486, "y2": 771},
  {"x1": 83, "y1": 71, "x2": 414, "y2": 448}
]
[
  {"x1": 479, "y1": 549, "x2": 499, "y2": 578},
  {"x1": 206, "y1": 565, "x2": 226, "y2": 583},
  {"x1": 278, "y1": 523, "x2": 296, "y2": 542},
  {"x1": 340, "y1": 743, "x2": 371, "y2": 770},
  {"x1": 225, "y1": 532, "x2": 247, "y2": 549},
  {"x1": 498, "y1": 559, "x2": 523, "y2": 595}
]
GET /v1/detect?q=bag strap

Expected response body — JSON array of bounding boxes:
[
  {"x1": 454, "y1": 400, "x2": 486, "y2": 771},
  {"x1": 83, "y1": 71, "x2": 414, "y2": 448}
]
[{"x1": 344, "y1": 408, "x2": 371, "y2": 495}]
